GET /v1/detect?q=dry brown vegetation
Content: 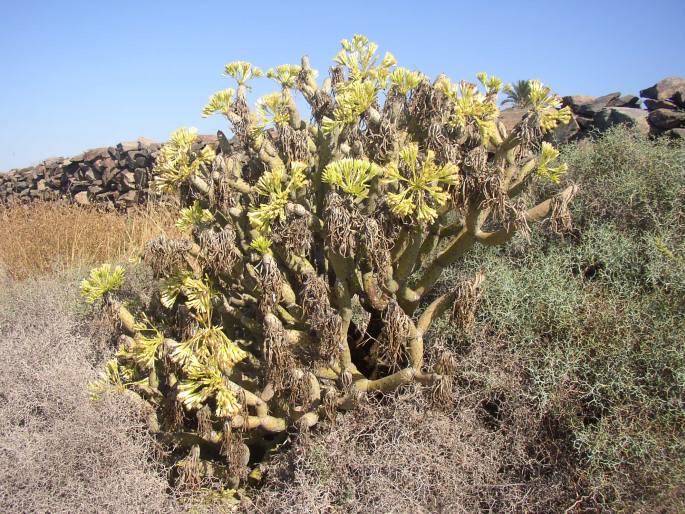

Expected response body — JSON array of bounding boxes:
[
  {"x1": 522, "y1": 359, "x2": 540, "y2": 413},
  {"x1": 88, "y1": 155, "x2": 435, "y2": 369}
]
[
  {"x1": 247, "y1": 338, "x2": 578, "y2": 513},
  {"x1": 0, "y1": 272, "x2": 175, "y2": 513},
  {"x1": 0, "y1": 201, "x2": 178, "y2": 281}
]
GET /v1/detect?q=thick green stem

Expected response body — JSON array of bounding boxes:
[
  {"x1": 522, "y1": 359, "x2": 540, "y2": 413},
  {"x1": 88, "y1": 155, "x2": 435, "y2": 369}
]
[
  {"x1": 417, "y1": 290, "x2": 456, "y2": 335},
  {"x1": 400, "y1": 228, "x2": 475, "y2": 313},
  {"x1": 395, "y1": 229, "x2": 425, "y2": 284}
]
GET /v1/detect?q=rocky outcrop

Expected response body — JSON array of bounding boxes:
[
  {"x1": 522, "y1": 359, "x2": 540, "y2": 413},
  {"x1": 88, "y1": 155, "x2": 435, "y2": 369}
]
[
  {"x1": 640, "y1": 77, "x2": 685, "y2": 107},
  {"x1": 648, "y1": 108, "x2": 685, "y2": 130},
  {"x1": 557, "y1": 77, "x2": 685, "y2": 141},
  {"x1": 560, "y1": 92, "x2": 650, "y2": 138},
  {"x1": 0, "y1": 135, "x2": 217, "y2": 209},
  {"x1": 594, "y1": 107, "x2": 649, "y2": 134},
  {"x1": 641, "y1": 77, "x2": 685, "y2": 141}
]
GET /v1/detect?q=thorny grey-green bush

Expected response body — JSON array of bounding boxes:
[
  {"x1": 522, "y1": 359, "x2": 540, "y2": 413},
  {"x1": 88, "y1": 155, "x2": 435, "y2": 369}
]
[{"x1": 429, "y1": 127, "x2": 685, "y2": 511}]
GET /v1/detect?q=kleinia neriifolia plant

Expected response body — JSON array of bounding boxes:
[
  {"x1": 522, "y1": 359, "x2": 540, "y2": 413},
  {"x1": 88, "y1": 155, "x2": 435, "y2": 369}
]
[{"x1": 83, "y1": 34, "x2": 577, "y2": 490}]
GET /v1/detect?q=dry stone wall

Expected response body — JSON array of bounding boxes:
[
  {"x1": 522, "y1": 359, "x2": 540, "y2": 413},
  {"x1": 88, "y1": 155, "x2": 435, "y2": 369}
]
[
  {"x1": 2, "y1": 77, "x2": 684, "y2": 209},
  {"x1": 0, "y1": 135, "x2": 217, "y2": 210}
]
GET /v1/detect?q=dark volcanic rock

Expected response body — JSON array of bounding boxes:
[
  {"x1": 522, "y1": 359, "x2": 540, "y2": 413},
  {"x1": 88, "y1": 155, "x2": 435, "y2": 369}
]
[
  {"x1": 562, "y1": 95, "x2": 596, "y2": 111},
  {"x1": 0, "y1": 136, "x2": 184, "y2": 210},
  {"x1": 594, "y1": 107, "x2": 650, "y2": 135},
  {"x1": 610, "y1": 95, "x2": 640, "y2": 108},
  {"x1": 575, "y1": 115, "x2": 595, "y2": 130},
  {"x1": 576, "y1": 92, "x2": 622, "y2": 117},
  {"x1": 665, "y1": 128, "x2": 685, "y2": 140},
  {"x1": 644, "y1": 98, "x2": 679, "y2": 111},
  {"x1": 648, "y1": 109, "x2": 685, "y2": 130},
  {"x1": 640, "y1": 77, "x2": 685, "y2": 107}
]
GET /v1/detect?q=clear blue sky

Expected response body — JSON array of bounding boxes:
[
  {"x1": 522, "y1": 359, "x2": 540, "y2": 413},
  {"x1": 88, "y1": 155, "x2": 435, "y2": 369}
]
[{"x1": 1, "y1": 0, "x2": 684, "y2": 171}]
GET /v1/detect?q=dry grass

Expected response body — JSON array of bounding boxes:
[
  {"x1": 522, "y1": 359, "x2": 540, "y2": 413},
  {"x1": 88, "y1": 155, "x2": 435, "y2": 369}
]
[
  {"x1": 0, "y1": 271, "x2": 177, "y2": 513},
  {"x1": 0, "y1": 200, "x2": 179, "y2": 281},
  {"x1": 245, "y1": 336, "x2": 577, "y2": 514}
]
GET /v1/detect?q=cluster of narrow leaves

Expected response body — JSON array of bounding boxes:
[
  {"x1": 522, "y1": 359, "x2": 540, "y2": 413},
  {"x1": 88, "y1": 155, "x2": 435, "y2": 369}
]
[{"x1": 84, "y1": 34, "x2": 576, "y2": 491}]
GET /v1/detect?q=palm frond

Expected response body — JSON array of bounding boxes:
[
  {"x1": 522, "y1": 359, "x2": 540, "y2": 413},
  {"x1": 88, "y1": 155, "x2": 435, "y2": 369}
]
[{"x1": 502, "y1": 80, "x2": 533, "y2": 107}]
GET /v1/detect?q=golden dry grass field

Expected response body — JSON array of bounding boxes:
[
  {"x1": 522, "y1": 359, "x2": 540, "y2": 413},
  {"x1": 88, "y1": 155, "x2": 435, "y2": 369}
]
[{"x1": 0, "y1": 201, "x2": 179, "y2": 281}]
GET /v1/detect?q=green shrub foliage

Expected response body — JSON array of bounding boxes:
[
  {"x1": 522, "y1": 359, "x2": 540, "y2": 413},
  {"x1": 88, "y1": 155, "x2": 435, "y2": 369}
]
[
  {"x1": 430, "y1": 127, "x2": 685, "y2": 510},
  {"x1": 83, "y1": 35, "x2": 576, "y2": 488}
]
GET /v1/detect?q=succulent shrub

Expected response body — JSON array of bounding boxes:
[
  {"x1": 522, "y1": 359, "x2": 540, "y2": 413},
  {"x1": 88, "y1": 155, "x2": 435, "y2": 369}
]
[{"x1": 84, "y1": 35, "x2": 576, "y2": 489}]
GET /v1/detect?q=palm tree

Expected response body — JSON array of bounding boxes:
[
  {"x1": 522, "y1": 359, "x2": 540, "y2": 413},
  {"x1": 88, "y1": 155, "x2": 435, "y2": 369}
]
[{"x1": 502, "y1": 80, "x2": 533, "y2": 108}]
